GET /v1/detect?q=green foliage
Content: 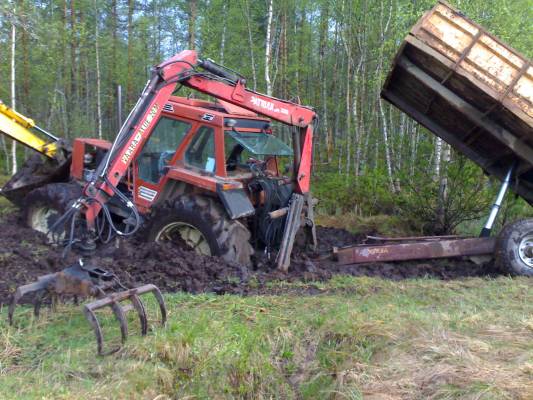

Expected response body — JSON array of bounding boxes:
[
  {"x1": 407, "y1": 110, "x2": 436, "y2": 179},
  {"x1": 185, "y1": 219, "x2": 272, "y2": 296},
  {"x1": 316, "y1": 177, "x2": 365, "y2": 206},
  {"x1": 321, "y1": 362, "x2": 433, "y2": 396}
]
[
  {"x1": 396, "y1": 155, "x2": 494, "y2": 235},
  {"x1": 313, "y1": 169, "x2": 395, "y2": 216}
]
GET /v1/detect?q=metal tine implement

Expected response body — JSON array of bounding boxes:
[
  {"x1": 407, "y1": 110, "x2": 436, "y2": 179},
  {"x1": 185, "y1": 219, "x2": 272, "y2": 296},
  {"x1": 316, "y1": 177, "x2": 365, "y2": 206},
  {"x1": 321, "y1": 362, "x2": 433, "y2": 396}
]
[
  {"x1": 83, "y1": 284, "x2": 167, "y2": 356},
  {"x1": 8, "y1": 260, "x2": 167, "y2": 356}
]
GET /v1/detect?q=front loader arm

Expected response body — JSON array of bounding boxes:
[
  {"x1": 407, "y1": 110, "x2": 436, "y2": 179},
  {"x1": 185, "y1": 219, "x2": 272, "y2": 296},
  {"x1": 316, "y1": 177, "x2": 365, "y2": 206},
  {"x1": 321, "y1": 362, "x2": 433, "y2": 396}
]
[{"x1": 84, "y1": 51, "x2": 200, "y2": 228}]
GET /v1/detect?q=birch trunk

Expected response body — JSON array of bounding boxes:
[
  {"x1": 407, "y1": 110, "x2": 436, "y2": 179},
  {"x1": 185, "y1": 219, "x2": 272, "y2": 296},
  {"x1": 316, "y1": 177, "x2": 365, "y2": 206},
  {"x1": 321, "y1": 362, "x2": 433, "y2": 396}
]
[
  {"x1": 378, "y1": 0, "x2": 394, "y2": 192},
  {"x1": 11, "y1": 17, "x2": 17, "y2": 174},
  {"x1": 264, "y1": 0, "x2": 273, "y2": 96},
  {"x1": 437, "y1": 143, "x2": 451, "y2": 232},
  {"x1": 219, "y1": 2, "x2": 227, "y2": 63},
  {"x1": 434, "y1": 137, "x2": 443, "y2": 181},
  {"x1": 94, "y1": 0, "x2": 102, "y2": 139}
]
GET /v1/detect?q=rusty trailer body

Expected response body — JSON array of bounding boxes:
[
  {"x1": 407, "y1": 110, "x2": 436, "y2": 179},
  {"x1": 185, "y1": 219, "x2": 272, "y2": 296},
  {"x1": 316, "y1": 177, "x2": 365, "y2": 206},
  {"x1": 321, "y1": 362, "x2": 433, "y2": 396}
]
[
  {"x1": 333, "y1": 2, "x2": 533, "y2": 272},
  {"x1": 381, "y1": 1, "x2": 533, "y2": 203},
  {"x1": 333, "y1": 236, "x2": 495, "y2": 265}
]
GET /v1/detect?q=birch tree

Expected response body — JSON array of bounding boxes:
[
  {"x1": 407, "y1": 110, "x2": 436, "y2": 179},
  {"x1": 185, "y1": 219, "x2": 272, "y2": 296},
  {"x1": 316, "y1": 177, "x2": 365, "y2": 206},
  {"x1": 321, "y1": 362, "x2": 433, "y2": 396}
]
[
  {"x1": 264, "y1": 0, "x2": 273, "y2": 96},
  {"x1": 219, "y1": 2, "x2": 227, "y2": 63}
]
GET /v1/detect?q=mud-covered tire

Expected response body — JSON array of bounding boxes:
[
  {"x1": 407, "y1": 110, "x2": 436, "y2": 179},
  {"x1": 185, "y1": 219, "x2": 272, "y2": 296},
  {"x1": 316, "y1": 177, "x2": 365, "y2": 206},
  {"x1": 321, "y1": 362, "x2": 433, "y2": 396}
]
[
  {"x1": 23, "y1": 182, "x2": 82, "y2": 236},
  {"x1": 495, "y1": 218, "x2": 533, "y2": 276},
  {"x1": 148, "y1": 195, "x2": 254, "y2": 266}
]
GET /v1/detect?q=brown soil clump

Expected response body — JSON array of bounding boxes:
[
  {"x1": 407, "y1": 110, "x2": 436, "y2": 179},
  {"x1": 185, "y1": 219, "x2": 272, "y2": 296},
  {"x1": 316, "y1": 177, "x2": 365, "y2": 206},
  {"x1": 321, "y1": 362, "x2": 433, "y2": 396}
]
[{"x1": 0, "y1": 214, "x2": 500, "y2": 304}]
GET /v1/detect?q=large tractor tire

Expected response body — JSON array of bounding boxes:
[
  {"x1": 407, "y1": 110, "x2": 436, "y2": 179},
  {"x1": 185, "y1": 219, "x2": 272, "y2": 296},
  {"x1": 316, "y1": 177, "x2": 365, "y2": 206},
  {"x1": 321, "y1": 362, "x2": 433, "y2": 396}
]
[
  {"x1": 495, "y1": 218, "x2": 533, "y2": 277},
  {"x1": 148, "y1": 194, "x2": 254, "y2": 266},
  {"x1": 23, "y1": 182, "x2": 82, "y2": 238}
]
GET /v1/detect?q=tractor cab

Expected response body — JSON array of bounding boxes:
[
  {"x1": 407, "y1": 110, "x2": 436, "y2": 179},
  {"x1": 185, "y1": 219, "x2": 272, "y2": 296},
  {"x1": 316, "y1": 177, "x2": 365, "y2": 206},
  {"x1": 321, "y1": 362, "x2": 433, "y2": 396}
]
[{"x1": 128, "y1": 96, "x2": 293, "y2": 209}]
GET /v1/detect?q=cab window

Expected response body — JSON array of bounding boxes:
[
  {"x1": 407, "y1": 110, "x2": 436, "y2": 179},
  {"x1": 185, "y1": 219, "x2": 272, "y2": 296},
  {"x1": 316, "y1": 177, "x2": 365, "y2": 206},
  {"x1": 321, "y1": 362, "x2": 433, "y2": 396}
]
[
  {"x1": 138, "y1": 117, "x2": 191, "y2": 183},
  {"x1": 184, "y1": 126, "x2": 216, "y2": 173},
  {"x1": 224, "y1": 132, "x2": 257, "y2": 171}
]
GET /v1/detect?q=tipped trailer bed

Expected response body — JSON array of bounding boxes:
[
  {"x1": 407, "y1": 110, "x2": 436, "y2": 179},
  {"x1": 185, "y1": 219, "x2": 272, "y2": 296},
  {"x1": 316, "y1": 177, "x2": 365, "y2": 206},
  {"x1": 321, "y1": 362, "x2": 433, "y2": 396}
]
[
  {"x1": 334, "y1": 2, "x2": 533, "y2": 276},
  {"x1": 381, "y1": 1, "x2": 533, "y2": 203}
]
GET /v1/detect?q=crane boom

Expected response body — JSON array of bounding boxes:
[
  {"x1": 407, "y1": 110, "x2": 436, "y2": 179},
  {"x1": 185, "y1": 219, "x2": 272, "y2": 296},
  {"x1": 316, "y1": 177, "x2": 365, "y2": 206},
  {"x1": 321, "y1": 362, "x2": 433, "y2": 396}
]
[{"x1": 0, "y1": 101, "x2": 59, "y2": 158}]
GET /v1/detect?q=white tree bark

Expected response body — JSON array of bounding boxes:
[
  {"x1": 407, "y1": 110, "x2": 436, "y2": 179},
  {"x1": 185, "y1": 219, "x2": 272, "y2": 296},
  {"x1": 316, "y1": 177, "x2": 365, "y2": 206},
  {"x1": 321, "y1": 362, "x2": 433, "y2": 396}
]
[
  {"x1": 437, "y1": 142, "x2": 451, "y2": 231},
  {"x1": 378, "y1": 0, "x2": 395, "y2": 192},
  {"x1": 94, "y1": 0, "x2": 103, "y2": 139},
  {"x1": 219, "y1": 2, "x2": 227, "y2": 63},
  {"x1": 434, "y1": 137, "x2": 443, "y2": 181},
  {"x1": 264, "y1": 0, "x2": 273, "y2": 96},
  {"x1": 11, "y1": 15, "x2": 17, "y2": 174}
]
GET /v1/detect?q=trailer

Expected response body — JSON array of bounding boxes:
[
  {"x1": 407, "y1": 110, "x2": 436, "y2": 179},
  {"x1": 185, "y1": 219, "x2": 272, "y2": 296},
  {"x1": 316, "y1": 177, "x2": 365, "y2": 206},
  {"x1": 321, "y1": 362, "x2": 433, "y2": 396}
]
[
  {"x1": 382, "y1": 1, "x2": 532, "y2": 202},
  {"x1": 335, "y1": 1, "x2": 533, "y2": 276}
]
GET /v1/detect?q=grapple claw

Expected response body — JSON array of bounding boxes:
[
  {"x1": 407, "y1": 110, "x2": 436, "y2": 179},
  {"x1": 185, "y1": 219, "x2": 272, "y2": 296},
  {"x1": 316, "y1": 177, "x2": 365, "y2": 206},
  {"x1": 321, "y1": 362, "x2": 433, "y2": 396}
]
[
  {"x1": 8, "y1": 261, "x2": 166, "y2": 356},
  {"x1": 83, "y1": 284, "x2": 167, "y2": 356},
  {"x1": 8, "y1": 274, "x2": 55, "y2": 325}
]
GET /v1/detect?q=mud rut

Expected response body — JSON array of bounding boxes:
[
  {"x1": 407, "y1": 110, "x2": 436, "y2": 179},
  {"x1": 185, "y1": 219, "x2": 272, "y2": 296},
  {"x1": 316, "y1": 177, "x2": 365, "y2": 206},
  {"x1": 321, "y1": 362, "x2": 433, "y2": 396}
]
[{"x1": 0, "y1": 214, "x2": 500, "y2": 304}]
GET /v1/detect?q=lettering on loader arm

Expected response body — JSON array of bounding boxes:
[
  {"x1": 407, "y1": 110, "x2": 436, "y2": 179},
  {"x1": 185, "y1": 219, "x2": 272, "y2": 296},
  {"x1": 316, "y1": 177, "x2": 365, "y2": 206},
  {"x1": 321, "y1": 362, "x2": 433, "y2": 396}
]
[{"x1": 121, "y1": 104, "x2": 159, "y2": 164}]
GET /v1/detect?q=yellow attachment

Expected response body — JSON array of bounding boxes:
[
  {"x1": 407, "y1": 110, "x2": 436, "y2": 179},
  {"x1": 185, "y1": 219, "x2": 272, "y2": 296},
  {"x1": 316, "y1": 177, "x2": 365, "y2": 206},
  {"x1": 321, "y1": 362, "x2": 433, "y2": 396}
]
[{"x1": 0, "y1": 101, "x2": 57, "y2": 158}]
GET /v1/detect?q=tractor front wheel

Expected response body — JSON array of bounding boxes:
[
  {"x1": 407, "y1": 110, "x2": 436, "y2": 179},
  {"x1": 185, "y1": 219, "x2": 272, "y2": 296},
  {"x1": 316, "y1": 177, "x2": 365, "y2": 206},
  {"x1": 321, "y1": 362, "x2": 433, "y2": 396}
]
[
  {"x1": 495, "y1": 218, "x2": 533, "y2": 276},
  {"x1": 23, "y1": 182, "x2": 83, "y2": 240},
  {"x1": 148, "y1": 195, "x2": 254, "y2": 266}
]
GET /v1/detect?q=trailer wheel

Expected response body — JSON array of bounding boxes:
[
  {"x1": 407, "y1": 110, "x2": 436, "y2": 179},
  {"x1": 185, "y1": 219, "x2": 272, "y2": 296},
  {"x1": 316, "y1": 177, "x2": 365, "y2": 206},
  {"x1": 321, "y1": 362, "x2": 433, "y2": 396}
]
[
  {"x1": 495, "y1": 218, "x2": 533, "y2": 276},
  {"x1": 148, "y1": 195, "x2": 254, "y2": 266},
  {"x1": 23, "y1": 182, "x2": 82, "y2": 240}
]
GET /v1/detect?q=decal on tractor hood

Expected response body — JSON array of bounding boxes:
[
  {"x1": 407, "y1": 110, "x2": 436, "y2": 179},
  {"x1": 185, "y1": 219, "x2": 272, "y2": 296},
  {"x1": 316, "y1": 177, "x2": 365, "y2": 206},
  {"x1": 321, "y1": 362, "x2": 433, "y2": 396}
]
[
  {"x1": 250, "y1": 96, "x2": 289, "y2": 116},
  {"x1": 121, "y1": 104, "x2": 159, "y2": 164}
]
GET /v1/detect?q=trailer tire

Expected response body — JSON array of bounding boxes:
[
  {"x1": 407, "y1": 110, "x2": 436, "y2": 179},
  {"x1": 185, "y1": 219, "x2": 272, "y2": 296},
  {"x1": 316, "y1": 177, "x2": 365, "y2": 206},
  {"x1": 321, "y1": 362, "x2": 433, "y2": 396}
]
[
  {"x1": 23, "y1": 182, "x2": 82, "y2": 239},
  {"x1": 495, "y1": 218, "x2": 533, "y2": 276},
  {"x1": 148, "y1": 195, "x2": 254, "y2": 266}
]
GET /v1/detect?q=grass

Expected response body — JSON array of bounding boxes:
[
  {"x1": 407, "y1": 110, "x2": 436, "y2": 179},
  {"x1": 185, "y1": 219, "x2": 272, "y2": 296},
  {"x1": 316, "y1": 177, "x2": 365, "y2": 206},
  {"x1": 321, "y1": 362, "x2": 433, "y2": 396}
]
[
  {"x1": 1, "y1": 276, "x2": 532, "y2": 399},
  {"x1": 315, "y1": 213, "x2": 419, "y2": 237}
]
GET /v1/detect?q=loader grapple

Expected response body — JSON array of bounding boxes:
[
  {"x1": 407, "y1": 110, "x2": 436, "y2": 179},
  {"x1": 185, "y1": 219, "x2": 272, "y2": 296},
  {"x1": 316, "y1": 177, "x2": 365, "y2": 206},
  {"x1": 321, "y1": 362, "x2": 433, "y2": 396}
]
[{"x1": 8, "y1": 260, "x2": 167, "y2": 356}]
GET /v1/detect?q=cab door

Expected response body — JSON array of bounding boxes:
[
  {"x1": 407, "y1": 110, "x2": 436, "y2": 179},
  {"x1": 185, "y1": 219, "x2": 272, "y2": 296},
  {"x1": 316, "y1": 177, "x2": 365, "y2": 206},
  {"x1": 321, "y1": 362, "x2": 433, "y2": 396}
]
[{"x1": 133, "y1": 115, "x2": 193, "y2": 208}]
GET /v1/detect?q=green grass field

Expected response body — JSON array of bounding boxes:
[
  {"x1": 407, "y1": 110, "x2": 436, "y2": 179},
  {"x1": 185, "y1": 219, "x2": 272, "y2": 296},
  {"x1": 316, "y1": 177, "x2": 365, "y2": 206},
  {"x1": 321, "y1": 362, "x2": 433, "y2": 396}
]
[{"x1": 1, "y1": 276, "x2": 532, "y2": 399}]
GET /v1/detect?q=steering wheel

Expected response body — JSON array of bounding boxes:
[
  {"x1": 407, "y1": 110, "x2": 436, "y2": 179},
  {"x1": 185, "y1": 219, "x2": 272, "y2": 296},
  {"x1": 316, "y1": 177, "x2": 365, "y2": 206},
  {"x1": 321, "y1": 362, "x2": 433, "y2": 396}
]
[{"x1": 158, "y1": 150, "x2": 175, "y2": 175}]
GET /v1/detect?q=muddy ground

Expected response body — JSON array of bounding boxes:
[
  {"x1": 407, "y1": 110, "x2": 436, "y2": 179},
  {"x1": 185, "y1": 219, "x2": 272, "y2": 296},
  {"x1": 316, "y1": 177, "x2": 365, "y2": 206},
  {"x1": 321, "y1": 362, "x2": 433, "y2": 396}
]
[{"x1": 0, "y1": 214, "x2": 501, "y2": 304}]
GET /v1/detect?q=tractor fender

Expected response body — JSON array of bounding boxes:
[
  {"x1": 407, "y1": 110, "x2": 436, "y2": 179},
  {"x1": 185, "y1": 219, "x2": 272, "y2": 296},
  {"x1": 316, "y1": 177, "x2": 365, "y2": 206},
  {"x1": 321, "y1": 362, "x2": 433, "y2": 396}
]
[{"x1": 216, "y1": 184, "x2": 255, "y2": 220}]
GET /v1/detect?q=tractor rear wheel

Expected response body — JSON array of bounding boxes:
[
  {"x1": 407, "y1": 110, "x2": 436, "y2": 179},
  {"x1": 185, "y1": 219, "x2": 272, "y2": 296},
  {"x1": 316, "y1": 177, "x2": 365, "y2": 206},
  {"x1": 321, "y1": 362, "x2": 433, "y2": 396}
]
[
  {"x1": 148, "y1": 195, "x2": 254, "y2": 266},
  {"x1": 495, "y1": 218, "x2": 533, "y2": 276},
  {"x1": 23, "y1": 182, "x2": 82, "y2": 239}
]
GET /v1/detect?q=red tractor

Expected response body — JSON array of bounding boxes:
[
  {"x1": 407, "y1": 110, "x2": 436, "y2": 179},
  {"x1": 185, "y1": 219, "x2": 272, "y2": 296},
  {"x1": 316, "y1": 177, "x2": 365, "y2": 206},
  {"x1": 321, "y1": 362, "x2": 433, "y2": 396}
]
[{"x1": 2, "y1": 50, "x2": 317, "y2": 270}]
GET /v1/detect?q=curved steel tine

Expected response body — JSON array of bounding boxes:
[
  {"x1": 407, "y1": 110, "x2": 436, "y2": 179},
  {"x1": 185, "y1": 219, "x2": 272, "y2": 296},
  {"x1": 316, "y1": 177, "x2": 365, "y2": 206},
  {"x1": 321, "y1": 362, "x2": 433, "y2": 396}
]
[
  {"x1": 8, "y1": 280, "x2": 50, "y2": 325},
  {"x1": 33, "y1": 290, "x2": 47, "y2": 319},
  {"x1": 110, "y1": 301, "x2": 128, "y2": 346},
  {"x1": 129, "y1": 294, "x2": 148, "y2": 336},
  {"x1": 149, "y1": 286, "x2": 167, "y2": 326},
  {"x1": 83, "y1": 305, "x2": 105, "y2": 356}
]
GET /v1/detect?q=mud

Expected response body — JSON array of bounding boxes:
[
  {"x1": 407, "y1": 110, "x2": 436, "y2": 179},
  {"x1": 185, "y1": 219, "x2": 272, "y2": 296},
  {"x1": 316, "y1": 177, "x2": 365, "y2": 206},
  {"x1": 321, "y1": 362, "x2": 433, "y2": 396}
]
[{"x1": 0, "y1": 213, "x2": 501, "y2": 304}]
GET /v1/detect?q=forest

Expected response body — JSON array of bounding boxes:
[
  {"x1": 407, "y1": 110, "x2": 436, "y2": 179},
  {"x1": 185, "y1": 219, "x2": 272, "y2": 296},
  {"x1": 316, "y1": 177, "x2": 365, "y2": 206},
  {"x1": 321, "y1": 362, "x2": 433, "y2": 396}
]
[{"x1": 0, "y1": 0, "x2": 532, "y2": 233}]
